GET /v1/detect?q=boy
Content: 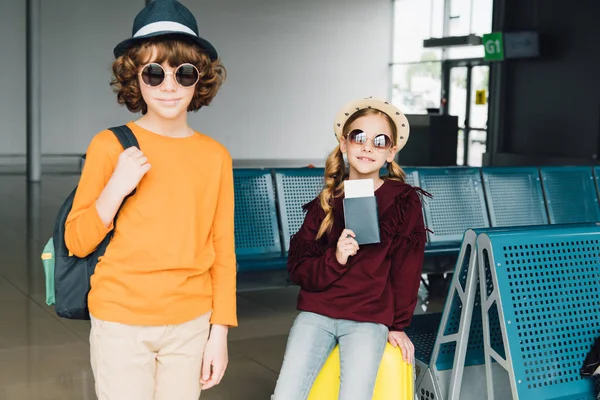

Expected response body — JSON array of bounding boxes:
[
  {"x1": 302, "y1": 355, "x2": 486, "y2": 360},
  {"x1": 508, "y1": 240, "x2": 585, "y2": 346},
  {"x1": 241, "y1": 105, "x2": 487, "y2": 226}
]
[{"x1": 64, "y1": 1, "x2": 237, "y2": 399}]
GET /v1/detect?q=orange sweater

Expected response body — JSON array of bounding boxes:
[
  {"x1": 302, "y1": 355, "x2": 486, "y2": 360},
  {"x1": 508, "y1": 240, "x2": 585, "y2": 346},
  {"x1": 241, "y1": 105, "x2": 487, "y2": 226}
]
[{"x1": 65, "y1": 122, "x2": 237, "y2": 327}]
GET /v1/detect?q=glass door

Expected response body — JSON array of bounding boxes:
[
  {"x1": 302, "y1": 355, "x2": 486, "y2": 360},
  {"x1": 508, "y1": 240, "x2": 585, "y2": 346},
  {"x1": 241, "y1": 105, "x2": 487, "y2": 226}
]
[
  {"x1": 468, "y1": 65, "x2": 489, "y2": 166},
  {"x1": 444, "y1": 61, "x2": 490, "y2": 166}
]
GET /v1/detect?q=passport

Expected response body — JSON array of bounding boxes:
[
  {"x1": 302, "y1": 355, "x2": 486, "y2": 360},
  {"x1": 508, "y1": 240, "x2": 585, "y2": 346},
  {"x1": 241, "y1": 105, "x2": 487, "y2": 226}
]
[{"x1": 343, "y1": 196, "x2": 381, "y2": 245}]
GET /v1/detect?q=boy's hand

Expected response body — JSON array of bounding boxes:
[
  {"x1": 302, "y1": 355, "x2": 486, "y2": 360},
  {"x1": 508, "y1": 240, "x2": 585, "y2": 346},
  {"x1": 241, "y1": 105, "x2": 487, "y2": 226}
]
[
  {"x1": 335, "y1": 229, "x2": 359, "y2": 265},
  {"x1": 200, "y1": 325, "x2": 229, "y2": 390},
  {"x1": 107, "y1": 147, "x2": 151, "y2": 199},
  {"x1": 388, "y1": 331, "x2": 414, "y2": 364}
]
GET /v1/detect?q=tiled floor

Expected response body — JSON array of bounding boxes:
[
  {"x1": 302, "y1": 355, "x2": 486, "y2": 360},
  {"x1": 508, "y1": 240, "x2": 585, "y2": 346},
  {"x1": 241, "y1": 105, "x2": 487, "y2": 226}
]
[{"x1": 0, "y1": 173, "x2": 442, "y2": 400}]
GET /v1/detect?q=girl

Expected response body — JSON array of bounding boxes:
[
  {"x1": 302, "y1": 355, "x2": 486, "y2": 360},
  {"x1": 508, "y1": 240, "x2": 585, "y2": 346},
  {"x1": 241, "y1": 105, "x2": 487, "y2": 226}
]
[
  {"x1": 273, "y1": 97, "x2": 429, "y2": 399},
  {"x1": 65, "y1": 1, "x2": 236, "y2": 399}
]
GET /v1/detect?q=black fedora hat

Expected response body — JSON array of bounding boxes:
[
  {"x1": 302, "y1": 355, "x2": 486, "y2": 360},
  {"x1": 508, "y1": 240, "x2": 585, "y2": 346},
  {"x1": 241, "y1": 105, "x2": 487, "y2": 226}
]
[{"x1": 113, "y1": 0, "x2": 218, "y2": 60}]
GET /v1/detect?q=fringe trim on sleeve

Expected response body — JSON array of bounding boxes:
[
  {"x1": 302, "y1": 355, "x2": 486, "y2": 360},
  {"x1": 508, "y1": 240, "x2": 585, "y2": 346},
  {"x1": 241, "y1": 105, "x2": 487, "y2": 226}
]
[
  {"x1": 381, "y1": 186, "x2": 432, "y2": 256},
  {"x1": 287, "y1": 234, "x2": 326, "y2": 266}
]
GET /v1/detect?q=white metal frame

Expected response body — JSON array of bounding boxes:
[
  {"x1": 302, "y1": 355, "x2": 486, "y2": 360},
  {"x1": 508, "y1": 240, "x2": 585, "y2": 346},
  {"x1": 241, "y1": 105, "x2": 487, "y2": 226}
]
[
  {"x1": 416, "y1": 229, "x2": 486, "y2": 400},
  {"x1": 477, "y1": 233, "x2": 518, "y2": 400}
]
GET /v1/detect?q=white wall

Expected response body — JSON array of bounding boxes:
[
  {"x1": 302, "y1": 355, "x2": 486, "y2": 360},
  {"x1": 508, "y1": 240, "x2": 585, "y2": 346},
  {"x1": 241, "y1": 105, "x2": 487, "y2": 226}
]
[
  {"x1": 39, "y1": 0, "x2": 143, "y2": 155},
  {"x1": 0, "y1": 0, "x2": 393, "y2": 165}
]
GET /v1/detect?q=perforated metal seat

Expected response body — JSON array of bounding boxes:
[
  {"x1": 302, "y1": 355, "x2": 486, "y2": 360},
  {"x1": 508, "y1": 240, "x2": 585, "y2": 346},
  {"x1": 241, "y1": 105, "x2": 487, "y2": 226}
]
[
  {"x1": 403, "y1": 168, "x2": 418, "y2": 187},
  {"x1": 482, "y1": 167, "x2": 548, "y2": 227},
  {"x1": 478, "y1": 225, "x2": 600, "y2": 399},
  {"x1": 435, "y1": 279, "x2": 505, "y2": 371},
  {"x1": 418, "y1": 167, "x2": 489, "y2": 246},
  {"x1": 274, "y1": 168, "x2": 325, "y2": 252},
  {"x1": 233, "y1": 169, "x2": 285, "y2": 272},
  {"x1": 540, "y1": 166, "x2": 600, "y2": 224},
  {"x1": 405, "y1": 312, "x2": 442, "y2": 366}
]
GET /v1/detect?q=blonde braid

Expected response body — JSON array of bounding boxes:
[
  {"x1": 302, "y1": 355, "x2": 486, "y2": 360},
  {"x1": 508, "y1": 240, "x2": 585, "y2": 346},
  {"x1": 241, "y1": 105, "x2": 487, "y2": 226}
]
[
  {"x1": 316, "y1": 145, "x2": 346, "y2": 239},
  {"x1": 385, "y1": 160, "x2": 406, "y2": 183}
]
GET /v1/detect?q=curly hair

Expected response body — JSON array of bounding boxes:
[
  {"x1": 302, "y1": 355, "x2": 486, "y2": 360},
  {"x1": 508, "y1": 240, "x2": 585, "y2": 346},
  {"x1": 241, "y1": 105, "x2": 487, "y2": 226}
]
[
  {"x1": 316, "y1": 108, "x2": 406, "y2": 239},
  {"x1": 110, "y1": 36, "x2": 226, "y2": 114}
]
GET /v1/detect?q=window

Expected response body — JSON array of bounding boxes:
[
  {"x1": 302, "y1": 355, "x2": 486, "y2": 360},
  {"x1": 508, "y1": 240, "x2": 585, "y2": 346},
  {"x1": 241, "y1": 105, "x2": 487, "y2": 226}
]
[
  {"x1": 391, "y1": 0, "x2": 494, "y2": 114},
  {"x1": 446, "y1": 0, "x2": 494, "y2": 59},
  {"x1": 393, "y1": 0, "x2": 444, "y2": 64},
  {"x1": 392, "y1": 60, "x2": 442, "y2": 115}
]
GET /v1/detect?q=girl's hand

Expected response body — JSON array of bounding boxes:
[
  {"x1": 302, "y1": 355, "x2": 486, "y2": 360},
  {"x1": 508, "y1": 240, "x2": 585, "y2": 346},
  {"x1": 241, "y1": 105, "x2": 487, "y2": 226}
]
[
  {"x1": 388, "y1": 330, "x2": 414, "y2": 364},
  {"x1": 335, "y1": 229, "x2": 359, "y2": 265}
]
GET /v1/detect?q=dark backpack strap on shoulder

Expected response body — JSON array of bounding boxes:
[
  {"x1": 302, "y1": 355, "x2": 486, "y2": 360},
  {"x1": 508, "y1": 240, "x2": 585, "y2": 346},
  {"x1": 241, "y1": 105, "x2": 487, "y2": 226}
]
[
  {"x1": 81, "y1": 126, "x2": 139, "y2": 161},
  {"x1": 107, "y1": 125, "x2": 140, "y2": 199},
  {"x1": 108, "y1": 125, "x2": 140, "y2": 150}
]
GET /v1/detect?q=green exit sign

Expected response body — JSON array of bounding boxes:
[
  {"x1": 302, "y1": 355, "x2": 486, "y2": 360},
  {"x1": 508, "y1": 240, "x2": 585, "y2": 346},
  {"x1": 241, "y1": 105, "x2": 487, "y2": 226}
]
[{"x1": 483, "y1": 32, "x2": 504, "y2": 61}]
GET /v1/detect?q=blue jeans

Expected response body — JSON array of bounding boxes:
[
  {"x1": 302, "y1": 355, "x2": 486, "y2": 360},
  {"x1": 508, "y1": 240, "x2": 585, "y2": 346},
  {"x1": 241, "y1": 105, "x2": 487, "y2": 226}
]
[{"x1": 273, "y1": 311, "x2": 389, "y2": 400}]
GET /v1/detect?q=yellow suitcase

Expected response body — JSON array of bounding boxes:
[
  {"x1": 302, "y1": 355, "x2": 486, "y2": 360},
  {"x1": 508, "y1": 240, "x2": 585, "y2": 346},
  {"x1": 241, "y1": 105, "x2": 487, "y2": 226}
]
[{"x1": 308, "y1": 342, "x2": 414, "y2": 400}]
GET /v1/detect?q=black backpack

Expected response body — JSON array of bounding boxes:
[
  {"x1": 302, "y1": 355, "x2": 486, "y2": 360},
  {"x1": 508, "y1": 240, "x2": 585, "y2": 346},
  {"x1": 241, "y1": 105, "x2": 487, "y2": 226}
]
[{"x1": 47, "y1": 125, "x2": 139, "y2": 320}]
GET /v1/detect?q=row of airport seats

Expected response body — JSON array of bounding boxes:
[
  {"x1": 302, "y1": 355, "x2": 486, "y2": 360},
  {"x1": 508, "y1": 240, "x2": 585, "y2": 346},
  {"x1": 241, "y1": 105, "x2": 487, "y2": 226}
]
[
  {"x1": 234, "y1": 165, "x2": 600, "y2": 273},
  {"x1": 404, "y1": 223, "x2": 600, "y2": 400}
]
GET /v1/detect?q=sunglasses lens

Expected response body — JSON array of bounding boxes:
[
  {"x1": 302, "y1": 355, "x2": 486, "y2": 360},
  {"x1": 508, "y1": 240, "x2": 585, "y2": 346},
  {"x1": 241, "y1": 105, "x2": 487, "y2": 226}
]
[
  {"x1": 348, "y1": 130, "x2": 366, "y2": 145},
  {"x1": 373, "y1": 134, "x2": 392, "y2": 149},
  {"x1": 176, "y1": 64, "x2": 199, "y2": 87},
  {"x1": 141, "y1": 64, "x2": 165, "y2": 87},
  {"x1": 348, "y1": 130, "x2": 392, "y2": 150}
]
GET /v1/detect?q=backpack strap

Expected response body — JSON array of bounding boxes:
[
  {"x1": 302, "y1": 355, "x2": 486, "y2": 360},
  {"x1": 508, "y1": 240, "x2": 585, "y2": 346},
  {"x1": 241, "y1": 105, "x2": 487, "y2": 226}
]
[
  {"x1": 108, "y1": 125, "x2": 140, "y2": 150},
  {"x1": 75, "y1": 125, "x2": 140, "y2": 242},
  {"x1": 107, "y1": 125, "x2": 140, "y2": 198},
  {"x1": 81, "y1": 125, "x2": 139, "y2": 161}
]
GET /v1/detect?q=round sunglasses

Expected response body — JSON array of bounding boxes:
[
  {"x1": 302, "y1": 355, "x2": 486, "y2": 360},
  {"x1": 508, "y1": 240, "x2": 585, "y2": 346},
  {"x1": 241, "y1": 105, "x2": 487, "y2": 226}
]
[
  {"x1": 347, "y1": 129, "x2": 393, "y2": 150},
  {"x1": 139, "y1": 63, "x2": 200, "y2": 88}
]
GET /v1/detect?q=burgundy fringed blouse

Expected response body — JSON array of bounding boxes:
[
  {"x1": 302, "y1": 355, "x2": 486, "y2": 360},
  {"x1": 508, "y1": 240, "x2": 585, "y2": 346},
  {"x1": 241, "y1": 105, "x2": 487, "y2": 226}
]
[{"x1": 287, "y1": 180, "x2": 429, "y2": 331}]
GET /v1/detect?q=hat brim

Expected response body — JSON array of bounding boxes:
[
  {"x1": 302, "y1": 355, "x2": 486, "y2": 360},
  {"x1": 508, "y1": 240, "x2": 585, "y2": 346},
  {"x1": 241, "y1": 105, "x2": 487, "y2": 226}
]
[
  {"x1": 333, "y1": 97, "x2": 410, "y2": 153},
  {"x1": 113, "y1": 31, "x2": 218, "y2": 61}
]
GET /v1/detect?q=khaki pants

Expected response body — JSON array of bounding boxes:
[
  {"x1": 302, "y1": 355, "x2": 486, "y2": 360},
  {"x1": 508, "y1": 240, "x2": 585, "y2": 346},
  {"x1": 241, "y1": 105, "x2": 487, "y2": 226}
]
[{"x1": 90, "y1": 312, "x2": 211, "y2": 400}]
